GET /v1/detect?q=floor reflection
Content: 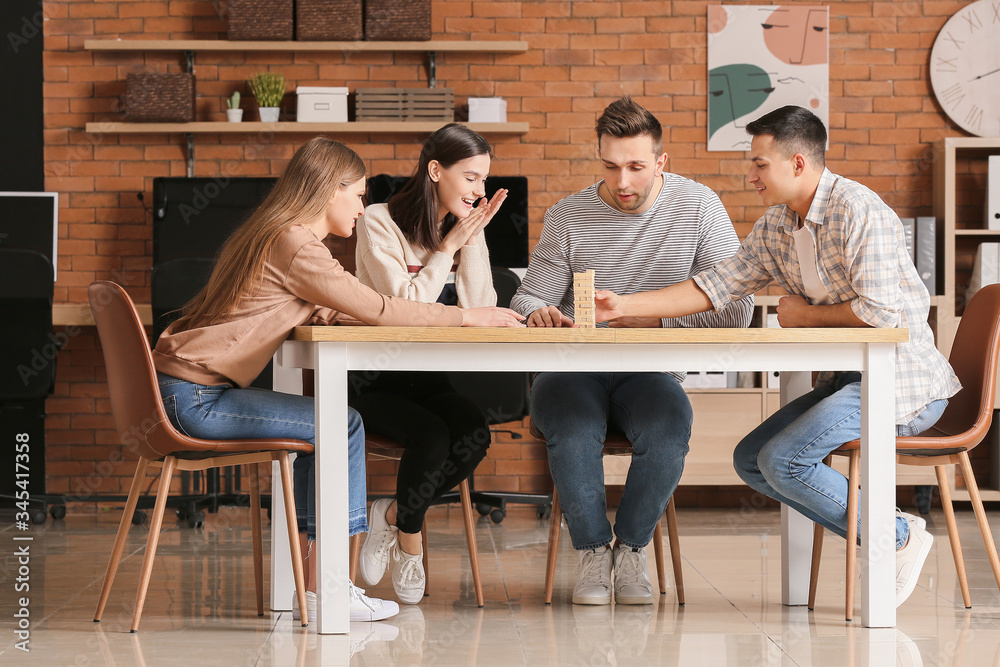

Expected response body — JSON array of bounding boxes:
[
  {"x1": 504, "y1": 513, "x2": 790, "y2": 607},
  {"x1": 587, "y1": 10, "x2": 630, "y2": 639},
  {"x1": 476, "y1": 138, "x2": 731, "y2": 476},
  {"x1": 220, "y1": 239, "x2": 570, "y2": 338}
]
[{"x1": 1, "y1": 506, "x2": 999, "y2": 666}]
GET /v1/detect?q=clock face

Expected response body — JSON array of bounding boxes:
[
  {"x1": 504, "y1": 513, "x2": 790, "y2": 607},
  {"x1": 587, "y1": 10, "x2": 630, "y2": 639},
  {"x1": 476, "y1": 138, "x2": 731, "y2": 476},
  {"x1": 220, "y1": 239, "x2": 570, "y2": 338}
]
[{"x1": 929, "y1": 0, "x2": 1000, "y2": 137}]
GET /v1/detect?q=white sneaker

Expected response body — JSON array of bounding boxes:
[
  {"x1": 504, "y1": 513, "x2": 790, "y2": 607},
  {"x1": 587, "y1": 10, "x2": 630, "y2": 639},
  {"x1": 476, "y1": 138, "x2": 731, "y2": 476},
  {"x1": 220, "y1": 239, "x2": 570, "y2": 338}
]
[
  {"x1": 572, "y1": 544, "x2": 613, "y2": 605},
  {"x1": 613, "y1": 543, "x2": 654, "y2": 605},
  {"x1": 390, "y1": 544, "x2": 426, "y2": 605},
  {"x1": 350, "y1": 581, "x2": 399, "y2": 621},
  {"x1": 360, "y1": 498, "x2": 398, "y2": 586},
  {"x1": 896, "y1": 511, "x2": 934, "y2": 607},
  {"x1": 292, "y1": 583, "x2": 399, "y2": 622}
]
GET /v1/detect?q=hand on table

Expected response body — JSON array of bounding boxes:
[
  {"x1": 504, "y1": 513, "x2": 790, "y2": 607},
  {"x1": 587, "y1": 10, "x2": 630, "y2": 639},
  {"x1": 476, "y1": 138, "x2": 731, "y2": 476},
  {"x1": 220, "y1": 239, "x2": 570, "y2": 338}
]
[{"x1": 526, "y1": 305, "x2": 576, "y2": 328}]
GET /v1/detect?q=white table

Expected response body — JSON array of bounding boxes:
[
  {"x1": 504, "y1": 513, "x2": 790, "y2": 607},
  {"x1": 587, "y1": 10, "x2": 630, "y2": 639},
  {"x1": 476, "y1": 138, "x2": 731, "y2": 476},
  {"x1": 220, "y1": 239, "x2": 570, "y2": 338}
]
[{"x1": 272, "y1": 326, "x2": 906, "y2": 632}]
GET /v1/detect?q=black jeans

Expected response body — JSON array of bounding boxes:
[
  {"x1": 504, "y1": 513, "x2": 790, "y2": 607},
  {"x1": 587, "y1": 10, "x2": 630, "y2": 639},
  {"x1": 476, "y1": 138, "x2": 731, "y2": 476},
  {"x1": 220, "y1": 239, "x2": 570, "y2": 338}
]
[{"x1": 349, "y1": 371, "x2": 491, "y2": 534}]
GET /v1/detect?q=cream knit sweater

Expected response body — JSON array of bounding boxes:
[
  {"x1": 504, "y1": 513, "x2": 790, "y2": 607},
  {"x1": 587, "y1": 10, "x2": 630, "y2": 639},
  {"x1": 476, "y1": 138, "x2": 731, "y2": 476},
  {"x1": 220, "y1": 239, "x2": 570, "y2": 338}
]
[{"x1": 355, "y1": 203, "x2": 496, "y2": 307}]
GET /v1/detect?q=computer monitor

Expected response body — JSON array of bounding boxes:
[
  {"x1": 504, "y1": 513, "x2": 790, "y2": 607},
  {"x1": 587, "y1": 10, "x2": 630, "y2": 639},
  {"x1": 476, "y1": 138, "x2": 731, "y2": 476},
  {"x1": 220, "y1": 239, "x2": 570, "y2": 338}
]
[
  {"x1": 152, "y1": 177, "x2": 278, "y2": 265},
  {"x1": 0, "y1": 191, "x2": 58, "y2": 280}
]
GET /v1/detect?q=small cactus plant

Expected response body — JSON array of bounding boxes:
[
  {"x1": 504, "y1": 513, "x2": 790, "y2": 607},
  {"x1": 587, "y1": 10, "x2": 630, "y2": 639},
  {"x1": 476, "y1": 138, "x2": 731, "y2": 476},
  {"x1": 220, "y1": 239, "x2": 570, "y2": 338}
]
[{"x1": 226, "y1": 91, "x2": 241, "y2": 110}]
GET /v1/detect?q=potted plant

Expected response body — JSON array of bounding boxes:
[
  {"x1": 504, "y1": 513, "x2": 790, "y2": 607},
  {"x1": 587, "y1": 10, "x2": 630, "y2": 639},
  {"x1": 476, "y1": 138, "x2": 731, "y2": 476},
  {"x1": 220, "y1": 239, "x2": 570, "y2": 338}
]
[
  {"x1": 225, "y1": 91, "x2": 242, "y2": 122},
  {"x1": 248, "y1": 72, "x2": 285, "y2": 122}
]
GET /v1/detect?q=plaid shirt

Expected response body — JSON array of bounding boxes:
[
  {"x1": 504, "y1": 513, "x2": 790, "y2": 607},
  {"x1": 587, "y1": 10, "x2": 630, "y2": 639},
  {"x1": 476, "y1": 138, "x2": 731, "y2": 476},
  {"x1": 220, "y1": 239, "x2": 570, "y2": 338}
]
[{"x1": 694, "y1": 169, "x2": 960, "y2": 424}]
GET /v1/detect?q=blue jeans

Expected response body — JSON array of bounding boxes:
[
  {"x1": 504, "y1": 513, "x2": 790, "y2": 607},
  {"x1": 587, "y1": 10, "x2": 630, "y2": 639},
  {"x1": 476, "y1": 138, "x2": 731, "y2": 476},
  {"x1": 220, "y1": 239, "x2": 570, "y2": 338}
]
[
  {"x1": 156, "y1": 373, "x2": 368, "y2": 539},
  {"x1": 733, "y1": 372, "x2": 948, "y2": 549},
  {"x1": 531, "y1": 372, "x2": 692, "y2": 551}
]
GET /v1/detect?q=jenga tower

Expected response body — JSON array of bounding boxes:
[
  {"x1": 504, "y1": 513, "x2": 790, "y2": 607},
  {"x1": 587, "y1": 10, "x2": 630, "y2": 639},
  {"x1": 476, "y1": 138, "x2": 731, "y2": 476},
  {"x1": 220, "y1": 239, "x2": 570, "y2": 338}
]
[{"x1": 573, "y1": 269, "x2": 596, "y2": 328}]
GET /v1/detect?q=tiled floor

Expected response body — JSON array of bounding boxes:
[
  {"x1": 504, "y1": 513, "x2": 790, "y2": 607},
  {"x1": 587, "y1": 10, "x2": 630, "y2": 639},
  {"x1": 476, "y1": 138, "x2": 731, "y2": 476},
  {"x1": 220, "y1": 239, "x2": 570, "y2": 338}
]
[{"x1": 2, "y1": 502, "x2": 999, "y2": 666}]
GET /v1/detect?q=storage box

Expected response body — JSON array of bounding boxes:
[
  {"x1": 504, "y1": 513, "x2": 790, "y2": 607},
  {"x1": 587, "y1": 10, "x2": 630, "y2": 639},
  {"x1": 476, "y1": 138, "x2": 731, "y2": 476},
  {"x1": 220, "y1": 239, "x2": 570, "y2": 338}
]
[
  {"x1": 296, "y1": 87, "x2": 349, "y2": 123},
  {"x1": 355, "y1": 88, "x2": 452, "y2": 122},
  {"x1": 364, "y1": 0, "x2": 431, "y2": 41},
  {"x1": 296, "y1": 0, "x2": 363, "y2": 41},
  {"x1": 228, "y1": 0, "x2": 293, "y2": 41},
  {"x1": 124, "y1": 73, "x2": 195, "y2": 122},
  {"x1": 468, "y1": 97, "x2": 507, "y2": 123}
]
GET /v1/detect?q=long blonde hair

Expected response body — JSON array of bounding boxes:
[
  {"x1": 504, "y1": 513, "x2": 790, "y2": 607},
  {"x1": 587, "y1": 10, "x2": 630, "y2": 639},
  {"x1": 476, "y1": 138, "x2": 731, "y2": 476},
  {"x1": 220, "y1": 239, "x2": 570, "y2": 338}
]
[{"x1": 171, "y1": 137, "x2": 366, "y2": 332}]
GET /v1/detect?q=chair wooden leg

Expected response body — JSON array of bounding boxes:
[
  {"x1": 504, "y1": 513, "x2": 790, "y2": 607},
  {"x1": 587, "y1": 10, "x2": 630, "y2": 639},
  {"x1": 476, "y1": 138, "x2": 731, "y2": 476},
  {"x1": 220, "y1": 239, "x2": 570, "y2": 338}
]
[
  {"x1": 544, "y1": 487, "x2": 562, "y2": 605},
  {"x1": 652, "y1": 521, "x2": 666, "y2": 595},
  {"x1": 349, "y1": 533, "x2": 361, "y2": 584},
  {"x1": 808, "y1": 455, "x2": 833, "y2": 612},
  {"x1": 807, "y1": 521, "x2": 825, "y2": 611},
  {"x1": 459, "y1": 479, "x2": 485, "y2": 607},
  {"x1": 279, "y1": 452, "x2": 309, "y2": 627},
  {"x1": 95, "y1": 457, "x2": 150, "y2": 622},
  {"x1": 130, "y1": 456, "x2": 176, "y2": 633},
  {"x1": 421, "y1": 526, "x2": 429, "y2": 596},
  {"x1": 249, "y1": 462, "x2": 264, "y2": 617},
  {"x1": 958, "y1": 452, "x2": 1000, "y2": 595},
  {"x1": 844, "y1": 450, "x2": 860, "y2": 622},
  {"x1": 665, "y1": 496, "x2": 684, "y2": 606},
  {"x1": 936, "y1": 464, "x2": 972, "y2": 608}
]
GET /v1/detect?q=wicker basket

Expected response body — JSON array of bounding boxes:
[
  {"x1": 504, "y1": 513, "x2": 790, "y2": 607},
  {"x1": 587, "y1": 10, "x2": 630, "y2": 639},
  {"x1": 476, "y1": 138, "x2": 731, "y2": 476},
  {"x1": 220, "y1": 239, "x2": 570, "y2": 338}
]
[
  {"x1": 364, "y1": 0, "x2": 431, "y2": 41},
  {"x1": 124, "y1": 73, "x2": 195, "y2": 122},
  {"x1": 228, "y1": 0, "x2": 293, "y2": 41},
  {"x1": 297, "y1": 0, "x2": 363, "y2": 41}
]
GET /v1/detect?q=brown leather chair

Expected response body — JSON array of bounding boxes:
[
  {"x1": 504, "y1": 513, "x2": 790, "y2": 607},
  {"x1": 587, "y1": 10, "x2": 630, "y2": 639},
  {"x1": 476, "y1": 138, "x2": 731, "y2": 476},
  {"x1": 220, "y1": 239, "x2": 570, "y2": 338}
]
[
  {"x1": 348, "y1": 435, "x2": 485, "y2": 607},
  {"x1": 88, "y1": 281, "x2": 313, "y2": 631},
  {"x1": 529, "y1": 420, "x2": 685, "y2": 605},
  {"x1": 808, "y1": 283, "x2": 1000, "y2": 620}
]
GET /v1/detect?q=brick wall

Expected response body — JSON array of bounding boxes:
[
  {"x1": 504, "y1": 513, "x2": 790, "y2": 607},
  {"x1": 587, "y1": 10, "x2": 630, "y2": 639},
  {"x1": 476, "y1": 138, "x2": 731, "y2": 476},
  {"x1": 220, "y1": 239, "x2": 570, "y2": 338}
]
[{"x1": 38, "y1": 0, "x2": 977, "y2": 506}]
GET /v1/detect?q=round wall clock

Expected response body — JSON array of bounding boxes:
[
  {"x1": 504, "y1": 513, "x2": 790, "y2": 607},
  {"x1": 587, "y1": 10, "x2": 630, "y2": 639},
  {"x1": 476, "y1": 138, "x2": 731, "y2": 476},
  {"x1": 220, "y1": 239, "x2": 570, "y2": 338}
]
[{"x1": 929, "y1": 0, "x2": 1000, "y2": 137}]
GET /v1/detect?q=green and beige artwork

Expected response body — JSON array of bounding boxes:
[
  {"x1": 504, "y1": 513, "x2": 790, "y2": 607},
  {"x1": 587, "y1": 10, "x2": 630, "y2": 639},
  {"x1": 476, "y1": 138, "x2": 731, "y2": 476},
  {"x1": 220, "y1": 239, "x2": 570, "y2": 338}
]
[{"x1": 707, "y1": 5, "x2": 829, "y2": 151}]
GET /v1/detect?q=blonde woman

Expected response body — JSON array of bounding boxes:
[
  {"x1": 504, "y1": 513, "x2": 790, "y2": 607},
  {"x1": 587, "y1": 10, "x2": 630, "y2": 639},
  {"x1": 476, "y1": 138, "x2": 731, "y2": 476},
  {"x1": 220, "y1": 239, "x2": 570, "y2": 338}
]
[
  {"x1": 353, "y1": 124, "x2": 507, "y2": 604},
  {"x1": 153, "y1": 137, "x2": 524, "y2": 623}
]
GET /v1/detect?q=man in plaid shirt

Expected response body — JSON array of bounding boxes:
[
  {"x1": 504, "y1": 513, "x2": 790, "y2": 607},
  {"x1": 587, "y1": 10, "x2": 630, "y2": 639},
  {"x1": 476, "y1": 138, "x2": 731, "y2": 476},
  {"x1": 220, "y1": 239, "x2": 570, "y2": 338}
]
[{"x1": 595, "y1": 105, "x2": 960, "y2": 608}]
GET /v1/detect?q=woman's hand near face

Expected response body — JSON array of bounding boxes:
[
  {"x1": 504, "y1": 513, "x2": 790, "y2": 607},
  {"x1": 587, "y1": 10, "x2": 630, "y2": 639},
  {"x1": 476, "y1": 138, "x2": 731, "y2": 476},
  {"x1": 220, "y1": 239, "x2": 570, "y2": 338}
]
[
  {"x1": 460, "y1": 306, "x2": 526, "y2": 327},
  {"x1": 441, "y1": 188, "x2": 508, "y2": 255}
]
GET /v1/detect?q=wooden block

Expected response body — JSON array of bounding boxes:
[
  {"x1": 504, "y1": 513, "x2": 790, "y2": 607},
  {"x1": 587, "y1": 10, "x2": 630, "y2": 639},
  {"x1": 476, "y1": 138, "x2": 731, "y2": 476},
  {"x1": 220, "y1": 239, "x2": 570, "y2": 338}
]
[{"x1": 573, "y1": 269, "x2": 596, "y2": 329}]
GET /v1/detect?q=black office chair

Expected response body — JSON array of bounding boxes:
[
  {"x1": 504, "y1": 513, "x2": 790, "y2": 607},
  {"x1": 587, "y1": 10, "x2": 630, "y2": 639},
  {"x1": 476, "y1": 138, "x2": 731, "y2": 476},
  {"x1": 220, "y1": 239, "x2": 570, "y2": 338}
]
[{"x1": 443, "y1": 267, "x2": 552, "y2": 523}]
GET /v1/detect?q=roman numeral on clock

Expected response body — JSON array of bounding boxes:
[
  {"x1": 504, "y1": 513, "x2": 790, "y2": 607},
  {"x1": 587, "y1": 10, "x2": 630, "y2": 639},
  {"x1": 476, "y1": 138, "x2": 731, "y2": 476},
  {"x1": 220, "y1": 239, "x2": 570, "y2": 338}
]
[
  {"x1": 934, "y1": 56, "x2": 958, "y2": 73},
  {"x1": 939, "y1": 83, "x2": 965, "y2": 109},
  {"x1": 963, "y1": 9, "x2": 983, "y2": 32},
  {"x1": 964, "y1": 104, "x2": 984, "y2": 132}
]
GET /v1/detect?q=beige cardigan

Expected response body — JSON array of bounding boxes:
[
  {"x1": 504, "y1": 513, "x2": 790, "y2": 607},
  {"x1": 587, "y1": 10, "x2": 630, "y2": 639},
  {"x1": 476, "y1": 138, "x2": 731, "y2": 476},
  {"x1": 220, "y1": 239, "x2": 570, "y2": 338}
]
[{"x1": 355, "y1": 203, "x2": 496, "y2": 307}]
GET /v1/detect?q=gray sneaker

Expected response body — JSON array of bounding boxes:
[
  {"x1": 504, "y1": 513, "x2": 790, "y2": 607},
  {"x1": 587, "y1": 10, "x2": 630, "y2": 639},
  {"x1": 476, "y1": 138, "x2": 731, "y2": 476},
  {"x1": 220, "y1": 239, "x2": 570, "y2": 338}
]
[
  {"x1": 572, "y1": 544, "x2": 613, "y2": 605},
  {"x1": 390, "y1": 544, "x2": 426, "y2": 605},
  {"x1": 896, "y1": 511, "x2": 933, "y2": 607},
  {"x1": 613, "y1": 543, "x2": 654, "y2": 605}
]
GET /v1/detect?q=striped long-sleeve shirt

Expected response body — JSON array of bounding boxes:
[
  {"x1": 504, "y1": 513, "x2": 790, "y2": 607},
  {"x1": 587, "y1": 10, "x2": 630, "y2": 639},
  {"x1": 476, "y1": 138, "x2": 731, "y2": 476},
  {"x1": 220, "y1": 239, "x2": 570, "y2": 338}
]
[
  {"x1": 511, "y1": 174, "x2": 754, "y2": 378},
  {"x1": 694, "y1": 168, "x2": 960, "y2": 423}
]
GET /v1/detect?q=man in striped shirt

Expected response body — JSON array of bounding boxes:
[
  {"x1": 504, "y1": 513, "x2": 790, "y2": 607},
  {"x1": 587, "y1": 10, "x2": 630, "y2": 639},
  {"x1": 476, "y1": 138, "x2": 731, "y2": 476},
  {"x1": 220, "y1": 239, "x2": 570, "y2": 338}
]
[
  {"x1": 511, "y1": 97, "x2": 753, "y2": 606},
  {"x1": 595, "y1": 105, "x2": 961, "y2": 608}
]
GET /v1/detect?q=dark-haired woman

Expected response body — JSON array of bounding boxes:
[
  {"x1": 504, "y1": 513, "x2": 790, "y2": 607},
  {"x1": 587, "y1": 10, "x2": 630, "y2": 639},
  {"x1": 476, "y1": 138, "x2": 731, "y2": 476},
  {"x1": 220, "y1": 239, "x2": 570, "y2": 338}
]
[{"x1": 353, "y1": 124, "x2": 507, "y2": 604}]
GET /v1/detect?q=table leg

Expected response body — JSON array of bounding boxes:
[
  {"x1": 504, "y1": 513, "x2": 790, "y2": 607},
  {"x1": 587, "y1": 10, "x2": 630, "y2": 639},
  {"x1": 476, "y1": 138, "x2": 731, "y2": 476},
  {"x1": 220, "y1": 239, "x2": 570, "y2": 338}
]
[
  {"x1": 779, "y1": 371, "x2": 815, "y2": 606},
  {"x1": 860, "y1": 343, "x2": 896, "y2": 628},
  {"x1": 315, "y1": 342, "x2": 350, "y2": 634}
]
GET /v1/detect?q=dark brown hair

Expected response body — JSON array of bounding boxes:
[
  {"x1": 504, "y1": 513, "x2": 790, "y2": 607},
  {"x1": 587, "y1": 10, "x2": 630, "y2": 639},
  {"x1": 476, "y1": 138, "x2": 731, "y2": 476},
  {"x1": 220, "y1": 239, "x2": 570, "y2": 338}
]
[
  {"x1": 388, "y1": 123, "x2": 493, "y2": 251},
  {"x1": 746, "y1": 105, "x2": 827, "y2": 168},
  {"x1": 595, "y1": 96, "x2": 663, "y2": 154}
]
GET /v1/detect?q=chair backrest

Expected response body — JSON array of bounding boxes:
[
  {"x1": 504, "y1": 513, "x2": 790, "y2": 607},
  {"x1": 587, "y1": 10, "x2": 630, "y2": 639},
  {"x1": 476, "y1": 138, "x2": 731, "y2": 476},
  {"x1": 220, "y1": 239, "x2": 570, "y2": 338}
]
[
  {"x1": 88, "y1": 281, "x2": 178, "y2": 460},
  {"x1": 931, "y1": 283, "x2": 1000, "y2": 445}
]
